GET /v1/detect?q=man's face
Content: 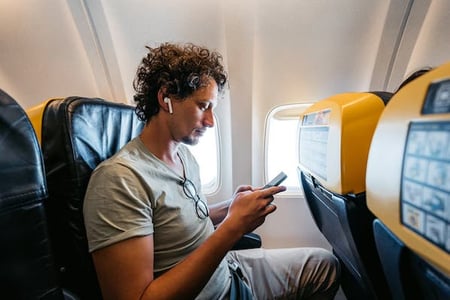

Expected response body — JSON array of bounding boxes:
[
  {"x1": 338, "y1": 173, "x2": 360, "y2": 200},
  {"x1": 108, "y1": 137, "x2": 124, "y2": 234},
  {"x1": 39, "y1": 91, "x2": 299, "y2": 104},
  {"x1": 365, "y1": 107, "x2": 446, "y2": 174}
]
[{"x1": 169, "y1": 78, "x2": 218, "y2": 145}]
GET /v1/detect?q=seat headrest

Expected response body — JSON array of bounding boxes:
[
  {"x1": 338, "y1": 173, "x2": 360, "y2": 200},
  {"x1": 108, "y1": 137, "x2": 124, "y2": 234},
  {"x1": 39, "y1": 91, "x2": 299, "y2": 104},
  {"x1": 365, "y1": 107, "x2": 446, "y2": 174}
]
[
  {"x1": 41, "y1": 97, "x2": 144, "y2": 173},
  {"x1": 0, "y1": 89, "x2": 46, "y2": 206},
  {"x1": 298, "y1": 92, "x2": 391, "y2": 195}
]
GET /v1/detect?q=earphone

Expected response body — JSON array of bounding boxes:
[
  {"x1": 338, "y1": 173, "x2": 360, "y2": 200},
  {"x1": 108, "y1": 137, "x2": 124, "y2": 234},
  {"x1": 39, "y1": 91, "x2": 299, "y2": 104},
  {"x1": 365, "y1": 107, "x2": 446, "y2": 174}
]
[{"x1": 164, "y1": 97, "x2": 173, "y2": 114}]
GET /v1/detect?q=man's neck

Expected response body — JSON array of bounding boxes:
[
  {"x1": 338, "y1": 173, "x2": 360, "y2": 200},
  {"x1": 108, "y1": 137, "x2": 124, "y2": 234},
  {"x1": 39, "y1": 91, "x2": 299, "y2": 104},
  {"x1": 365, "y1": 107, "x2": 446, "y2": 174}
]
[{"x1": 139, "y1": 119, "x2": 184, "y2": 176}]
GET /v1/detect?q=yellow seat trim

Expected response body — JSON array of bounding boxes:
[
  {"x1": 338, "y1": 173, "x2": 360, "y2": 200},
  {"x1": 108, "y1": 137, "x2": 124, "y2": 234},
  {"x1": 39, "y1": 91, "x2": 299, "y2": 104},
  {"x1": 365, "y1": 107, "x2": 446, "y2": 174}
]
[{"x1": 26, "y1": 98, "x2": 62, "y2": 144}]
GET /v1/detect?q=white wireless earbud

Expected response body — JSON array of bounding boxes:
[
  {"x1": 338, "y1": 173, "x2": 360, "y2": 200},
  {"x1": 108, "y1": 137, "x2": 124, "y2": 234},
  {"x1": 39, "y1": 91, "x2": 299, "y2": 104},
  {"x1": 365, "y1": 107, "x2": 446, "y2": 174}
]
[{"x1": 164, "y1": 97, "x2": 173, "y2": 114}]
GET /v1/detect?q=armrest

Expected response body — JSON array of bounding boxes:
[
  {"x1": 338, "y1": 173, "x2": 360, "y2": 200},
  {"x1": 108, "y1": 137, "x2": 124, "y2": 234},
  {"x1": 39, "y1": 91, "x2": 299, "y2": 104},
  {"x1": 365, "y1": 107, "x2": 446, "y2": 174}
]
[{"x1": 231, "y1": 232, "x2": 262, "y2": 250}]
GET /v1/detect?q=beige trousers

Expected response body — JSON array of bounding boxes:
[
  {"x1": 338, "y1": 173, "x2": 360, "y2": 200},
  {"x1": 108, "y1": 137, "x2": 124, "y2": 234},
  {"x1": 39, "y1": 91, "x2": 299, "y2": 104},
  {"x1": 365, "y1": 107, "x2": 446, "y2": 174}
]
[{"x1": 227, "y1": 247, "x2": 341, "y2": 300}]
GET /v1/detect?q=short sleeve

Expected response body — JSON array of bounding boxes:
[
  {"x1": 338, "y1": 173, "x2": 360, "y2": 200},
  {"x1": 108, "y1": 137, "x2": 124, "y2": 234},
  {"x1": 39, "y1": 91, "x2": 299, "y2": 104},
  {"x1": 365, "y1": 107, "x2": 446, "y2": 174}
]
[{"x1": 83, "y1": 162, "x2": 154, "y2": 252}]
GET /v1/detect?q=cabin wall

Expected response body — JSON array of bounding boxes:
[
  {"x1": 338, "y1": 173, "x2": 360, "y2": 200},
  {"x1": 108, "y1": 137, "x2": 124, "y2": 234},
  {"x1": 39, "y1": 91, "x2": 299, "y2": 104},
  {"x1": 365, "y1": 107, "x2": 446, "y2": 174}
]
[
  {"x1": 387, "y1": 0, "x2": 450, "y2": 91},
  {"x1": 0, "y1": 1, "x2": 101, "y2": 103}
]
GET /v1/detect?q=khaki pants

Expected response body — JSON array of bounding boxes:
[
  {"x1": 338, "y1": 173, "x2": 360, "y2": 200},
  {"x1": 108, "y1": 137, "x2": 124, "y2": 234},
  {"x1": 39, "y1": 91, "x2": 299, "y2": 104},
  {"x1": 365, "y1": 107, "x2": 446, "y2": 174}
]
[{"x1": 226, "y1": 247, "x2": 340, "y2": 300}]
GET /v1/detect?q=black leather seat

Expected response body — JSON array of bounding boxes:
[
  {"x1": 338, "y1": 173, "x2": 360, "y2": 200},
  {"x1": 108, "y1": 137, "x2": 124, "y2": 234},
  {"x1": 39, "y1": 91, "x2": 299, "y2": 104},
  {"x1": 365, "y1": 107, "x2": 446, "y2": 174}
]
[
  {"x1": 0, "y1": 89, "x2": 65, "y2": 299},
  {"x1": 28, "y1": 96, "x2": 144, "y2": 299},
  {"x1": 297, "y1": 91, "x2": 392, "y2": 300}
]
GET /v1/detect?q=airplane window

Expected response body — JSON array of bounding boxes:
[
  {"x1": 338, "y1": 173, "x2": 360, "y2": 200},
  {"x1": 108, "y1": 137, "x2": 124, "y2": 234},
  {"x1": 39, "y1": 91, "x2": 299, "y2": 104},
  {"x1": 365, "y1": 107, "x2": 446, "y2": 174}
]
[
  {"x1": 187, "y1": 115, "x2": 220, "y2": 194},
  {"x1": 265, "y1": 103, "x2": 312, "y2": 193}
]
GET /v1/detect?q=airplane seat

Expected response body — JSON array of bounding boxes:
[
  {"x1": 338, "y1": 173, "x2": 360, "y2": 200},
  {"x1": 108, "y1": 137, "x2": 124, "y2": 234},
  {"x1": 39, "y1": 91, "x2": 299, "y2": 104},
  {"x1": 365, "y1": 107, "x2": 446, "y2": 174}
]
[
  {"x1": 27, "y1": 96, "x2": 263, "y2": 299},
  {"x1": 27, "y1": 96, "x2": 145, "y2": 299},
  {"x1": 297, "y1": 92, "x2": 392, "y2": 300},
  {"x1": 0, "y1": 89, "x2": 67, "y2": 299},
  {"x1": 366, "y1": 62, "x2": 450, "y2": 300}
]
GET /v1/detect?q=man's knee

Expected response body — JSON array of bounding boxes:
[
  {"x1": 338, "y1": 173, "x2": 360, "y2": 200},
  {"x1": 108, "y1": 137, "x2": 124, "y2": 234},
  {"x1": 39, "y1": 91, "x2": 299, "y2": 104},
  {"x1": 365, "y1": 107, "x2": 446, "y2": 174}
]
[
  {"x1": 303, "y1": 248, "x2": 340, "y2": 288},
  {"x1": 312, "y1": 248, "x2": 340, "y2": 277}
]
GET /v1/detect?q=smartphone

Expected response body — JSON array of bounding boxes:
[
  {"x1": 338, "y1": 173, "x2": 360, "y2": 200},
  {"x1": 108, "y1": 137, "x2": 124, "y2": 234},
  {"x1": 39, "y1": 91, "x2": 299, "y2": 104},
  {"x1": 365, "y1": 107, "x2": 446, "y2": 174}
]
[{"x1": 263, "y1": 171, "x2": 287, "y2": 189}]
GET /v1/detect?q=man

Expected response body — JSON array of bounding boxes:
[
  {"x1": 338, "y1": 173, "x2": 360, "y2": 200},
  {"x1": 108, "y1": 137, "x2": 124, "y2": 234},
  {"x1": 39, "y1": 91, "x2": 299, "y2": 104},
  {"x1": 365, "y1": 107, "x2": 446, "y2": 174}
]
[{"x1": 83, "y1": 42, "x2": 340, "y2": 299}]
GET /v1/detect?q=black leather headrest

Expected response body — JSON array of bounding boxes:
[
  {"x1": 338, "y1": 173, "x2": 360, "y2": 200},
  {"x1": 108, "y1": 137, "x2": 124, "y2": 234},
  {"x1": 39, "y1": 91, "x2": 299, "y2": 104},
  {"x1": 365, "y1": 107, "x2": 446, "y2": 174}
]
[
  {"x1": 41, "y1": 96, "x2": 144, "y2": 299},
  {"x1": 0, "y1": 89, "x2": 46, "y2": 206}
]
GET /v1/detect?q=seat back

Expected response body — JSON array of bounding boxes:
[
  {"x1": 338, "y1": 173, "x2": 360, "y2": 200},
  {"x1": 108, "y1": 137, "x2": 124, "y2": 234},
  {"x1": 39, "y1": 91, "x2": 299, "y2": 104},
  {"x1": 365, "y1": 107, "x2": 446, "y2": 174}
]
[
  {"x1": 297, "y1": 91, "x2": 392, "y2": 300},
  {"x1": 366, "y1": 62, "x2": 450, "y2": 300},
  {"x1": 27, "y1": 97, "x2": 144, "y2": 299},
  {"x1": 0, "y1": 89, "x2": 65, "y2": 299}
]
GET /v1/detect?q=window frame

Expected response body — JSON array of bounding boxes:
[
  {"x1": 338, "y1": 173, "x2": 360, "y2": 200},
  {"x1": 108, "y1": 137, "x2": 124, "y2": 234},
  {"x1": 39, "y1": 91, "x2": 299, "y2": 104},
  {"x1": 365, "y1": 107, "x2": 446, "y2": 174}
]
[{"x1": 264, "y1": 103, "x2": 313, "y2": 195}]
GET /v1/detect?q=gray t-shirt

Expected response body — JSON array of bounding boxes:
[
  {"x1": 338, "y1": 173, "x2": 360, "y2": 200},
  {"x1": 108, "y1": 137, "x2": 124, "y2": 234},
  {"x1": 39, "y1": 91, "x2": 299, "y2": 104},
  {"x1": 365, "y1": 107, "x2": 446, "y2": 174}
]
[{"x1": 83, "y1": 137, "x2": 231, "y2": 299}]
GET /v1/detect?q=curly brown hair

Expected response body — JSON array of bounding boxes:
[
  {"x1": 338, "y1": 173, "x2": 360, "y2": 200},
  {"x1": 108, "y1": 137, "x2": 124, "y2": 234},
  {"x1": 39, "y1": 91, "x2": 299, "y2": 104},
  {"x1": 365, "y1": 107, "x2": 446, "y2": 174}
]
[{"x1": 133, "y1": 42, "x2": 228, "y2": 122}]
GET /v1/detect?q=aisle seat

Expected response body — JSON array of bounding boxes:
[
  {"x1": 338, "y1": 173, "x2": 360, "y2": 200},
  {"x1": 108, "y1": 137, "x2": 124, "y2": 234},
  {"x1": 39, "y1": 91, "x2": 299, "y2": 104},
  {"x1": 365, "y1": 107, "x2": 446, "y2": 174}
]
[
  {"x1": 366, "y1": 62, "x2": 450, "y2": 300},
  {"x1": 297, "y1": 91, "x2": 392, "y2": 300},
  {"x1": 0, "y1": 89, "x2": 67, "y2": 299}
]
